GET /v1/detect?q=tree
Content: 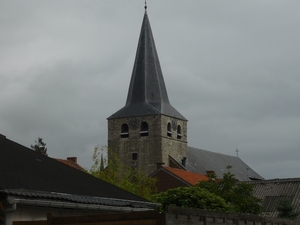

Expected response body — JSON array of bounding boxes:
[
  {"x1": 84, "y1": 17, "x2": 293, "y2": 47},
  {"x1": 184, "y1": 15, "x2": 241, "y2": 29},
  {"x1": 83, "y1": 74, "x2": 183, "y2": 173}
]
[
  {"x1": 31, "y1": 137, "x2": 47, "y2": 155},
  {"x1": 197, "y1": 166, "x2": 262, "y2": 215},
  {"x1": 89, "y1": 146, "x2": 157, "y2": 200},
  {"x1": 152, "y1": 186, "x2": 229, "y2": 212},
  {"x1": 277, "y1": 198, "x2": 299, "y2": 220}
]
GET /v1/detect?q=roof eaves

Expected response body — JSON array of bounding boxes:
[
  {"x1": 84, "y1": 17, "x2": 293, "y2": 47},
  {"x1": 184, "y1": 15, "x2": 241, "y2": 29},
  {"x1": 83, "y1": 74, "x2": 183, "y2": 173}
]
[{"x1": 1, "y1": 189, "x2": 160, "y2": 209}]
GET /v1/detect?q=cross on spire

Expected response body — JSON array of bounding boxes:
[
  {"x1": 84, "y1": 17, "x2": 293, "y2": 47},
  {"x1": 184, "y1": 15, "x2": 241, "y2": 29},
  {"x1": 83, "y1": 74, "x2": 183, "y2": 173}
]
[{"x1": 145, "y1": 0, "x2": 147, "y2": 10}]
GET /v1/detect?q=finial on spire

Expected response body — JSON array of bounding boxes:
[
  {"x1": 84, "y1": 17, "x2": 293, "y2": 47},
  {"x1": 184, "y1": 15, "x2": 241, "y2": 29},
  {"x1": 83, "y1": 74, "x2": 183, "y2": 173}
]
[{"x1": 144, "y1": 0, "x2": 147, "y2": 10}]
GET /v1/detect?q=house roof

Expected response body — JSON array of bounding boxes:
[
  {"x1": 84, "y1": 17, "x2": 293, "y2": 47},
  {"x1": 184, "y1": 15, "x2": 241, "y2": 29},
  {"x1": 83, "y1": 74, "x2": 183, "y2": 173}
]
[
  {"x1": 164, "y1": 167, "x2": 209, "y2": 185},
  {"x1": 186, "y1": 146, "x2": 264, "y2": 181},
  {"x1": 0, "y1": 135, "x2": 156, "y2": 209},
  {"x1": 55, "y1": 157, "x2": 86, "y2": 171},
  {"x1": 246, "y1": 178, "x2": 300, "y2": 220},
  {"x1": 0, "y1": 189, "x2": 152, "y2": 209},
  {"x1": 108, "y1": 10, "x2": 186, "y2": 120}
]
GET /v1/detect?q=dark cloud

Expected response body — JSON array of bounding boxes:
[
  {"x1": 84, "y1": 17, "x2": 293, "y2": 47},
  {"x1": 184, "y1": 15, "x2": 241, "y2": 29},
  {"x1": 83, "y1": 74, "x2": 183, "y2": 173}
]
[{"x1": 1, "y1": 1, "x2": 300, "y2": 179}]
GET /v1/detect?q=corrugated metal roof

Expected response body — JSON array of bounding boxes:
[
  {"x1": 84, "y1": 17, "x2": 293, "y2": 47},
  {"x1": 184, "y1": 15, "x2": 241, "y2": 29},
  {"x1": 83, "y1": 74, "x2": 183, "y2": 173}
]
[
  {"x1": 246, "y1": 178, "x2": 300, "y2": 219},
  {"x1": 186, "y1": 146, "x2": 263, "y2": 181},
  {"x1": 0, "y1": 189, "x2": 155, "y2": 208},
  {"x1": 108, "y1": 11, "x2": 186, "y2": 120}
]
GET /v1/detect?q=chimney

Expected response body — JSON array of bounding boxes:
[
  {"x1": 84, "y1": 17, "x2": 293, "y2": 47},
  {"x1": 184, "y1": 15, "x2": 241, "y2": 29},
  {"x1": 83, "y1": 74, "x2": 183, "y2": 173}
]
[
  {"x1": 156, "y1": 162, "x2": 165, "y2": 169},
  {"x1": 67, "y1": 157, "x2": 77, "y2": 164}
]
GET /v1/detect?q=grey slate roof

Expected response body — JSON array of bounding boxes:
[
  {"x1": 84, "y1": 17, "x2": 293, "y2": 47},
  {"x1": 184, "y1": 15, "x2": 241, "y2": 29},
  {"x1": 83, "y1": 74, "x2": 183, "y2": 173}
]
[
  {"x1": 108, "y1": 11, "x2": 186, "y2": 120},
  {"x1": 0, "y1": 135, "x2": 156, "y2": 209},
  {"x1": 0, "y1": 189, "x2": 152, "y2": 208},
  {"x1": 186, "y1": 146, "x2": 264, "y2": 181},
  {"x1": 246, "y1": 178, "x2": 300, "y2": 220}
]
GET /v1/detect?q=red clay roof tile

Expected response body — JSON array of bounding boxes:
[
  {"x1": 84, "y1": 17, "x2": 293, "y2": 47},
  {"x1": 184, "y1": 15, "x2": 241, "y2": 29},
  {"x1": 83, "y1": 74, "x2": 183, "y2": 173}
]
[{"x1": 164, "y1": 167, "x2": 209, "y2": 185}]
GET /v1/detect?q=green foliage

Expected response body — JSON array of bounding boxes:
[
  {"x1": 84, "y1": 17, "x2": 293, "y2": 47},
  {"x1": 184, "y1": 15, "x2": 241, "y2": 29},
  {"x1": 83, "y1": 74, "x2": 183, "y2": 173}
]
[
  {"x1": 31, "y1": 137, "x2": 47, "y2": 155},
  {"x1": 152, "y1": 186, "x2": 229, "y2": 212},
  {"x1": 89, "y1": 146, "x2": 157, "y2": 200},
  {"x1": 197, "y1": 166, "x2": 262, "y2": 215},
  {"x1": 277, "y1": 198, "x2": 299, "y2": 220}
]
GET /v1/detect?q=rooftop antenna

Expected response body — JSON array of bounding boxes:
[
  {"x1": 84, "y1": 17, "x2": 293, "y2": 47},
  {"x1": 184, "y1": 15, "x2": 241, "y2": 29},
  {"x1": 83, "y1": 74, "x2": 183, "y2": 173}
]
[
  {"x1": 144, "y1": 0, "x2": 147, "y2": 10},
  {"x1": 236, "y1": 147, "x2": 239, "y2": 157}
]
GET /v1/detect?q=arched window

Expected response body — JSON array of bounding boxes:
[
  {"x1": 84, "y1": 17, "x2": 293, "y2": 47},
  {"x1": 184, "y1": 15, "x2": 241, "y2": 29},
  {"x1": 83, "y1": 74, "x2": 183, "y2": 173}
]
[
  {"x1": 167, "y1": 122, "x2": 172, "y2": 137},
  {"x1": 140, "y1": 122, "x2": 149, "y2": 137},
  {"x1": 177, "y1": 125, "x2": 182, "y2": 139},
  {"x1": 120, "y1": 123, "x2": 129, "y2": 138}
]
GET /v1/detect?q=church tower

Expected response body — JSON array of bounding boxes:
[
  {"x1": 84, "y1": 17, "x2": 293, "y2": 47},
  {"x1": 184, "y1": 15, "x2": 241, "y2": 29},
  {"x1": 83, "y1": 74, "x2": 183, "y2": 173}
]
[{"x1": 107, "y1": 8, "x2": 187, "y2": 175}]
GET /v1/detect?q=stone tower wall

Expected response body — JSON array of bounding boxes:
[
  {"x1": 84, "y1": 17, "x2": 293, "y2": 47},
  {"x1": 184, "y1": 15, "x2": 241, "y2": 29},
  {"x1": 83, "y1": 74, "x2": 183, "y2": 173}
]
[
  {"x1": 160, "y1": 115, "x2": 187, "y2": 167},
  {"x1": 107, "y1": 115, "x2": 187, "y2": 175}
]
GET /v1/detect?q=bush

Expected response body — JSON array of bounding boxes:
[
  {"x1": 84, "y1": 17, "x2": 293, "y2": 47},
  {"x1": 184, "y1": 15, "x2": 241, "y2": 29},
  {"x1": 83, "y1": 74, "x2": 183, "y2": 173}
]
[{"x1": 152, "y1": 186, "x2": 229, "y2": 212}]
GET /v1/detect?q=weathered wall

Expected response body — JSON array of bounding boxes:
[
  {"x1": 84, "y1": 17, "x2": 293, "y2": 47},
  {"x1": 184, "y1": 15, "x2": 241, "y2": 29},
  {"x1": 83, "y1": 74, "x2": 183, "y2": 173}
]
[
  {"x1": 107, "y1": 115, "x2": 187, "y2": 175},
  {"x1": 12, "y1": 206, "x2": 298, "y2": 225},
  {"x1": 166, "y1": 206, "x2": 299, "y2": 225}
]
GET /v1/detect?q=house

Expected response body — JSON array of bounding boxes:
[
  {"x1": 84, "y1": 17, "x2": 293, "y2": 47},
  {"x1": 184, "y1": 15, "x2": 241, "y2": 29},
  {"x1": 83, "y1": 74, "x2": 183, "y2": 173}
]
[
  {"x1": 150, "y1": 165, "x2": 209, "y2": 193},
  {"x1": 0, "y1": 134, "x2": 159, "y2": 225},
  {"x1": 106, "y1": 7, "x2": 263, "y2": 181},
  {"x1": 246, "y1": 178, "x2": 300, "y2": 220}
]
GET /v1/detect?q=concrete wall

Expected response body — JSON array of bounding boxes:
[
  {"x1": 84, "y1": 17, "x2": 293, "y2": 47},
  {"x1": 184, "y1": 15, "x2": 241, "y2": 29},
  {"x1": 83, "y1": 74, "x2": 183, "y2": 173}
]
[
  {"x1": 9, "y1": 206, "x2": 298, "y2": 225},
  {"x1": 166, "y1": 206, "x2": 299, "y2": 225}
]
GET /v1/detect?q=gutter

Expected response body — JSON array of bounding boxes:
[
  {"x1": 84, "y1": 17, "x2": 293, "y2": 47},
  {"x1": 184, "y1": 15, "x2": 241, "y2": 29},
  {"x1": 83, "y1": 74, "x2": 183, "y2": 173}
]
[{"x1": 8, "y1": 197, "x2": 160, "y2": 212}]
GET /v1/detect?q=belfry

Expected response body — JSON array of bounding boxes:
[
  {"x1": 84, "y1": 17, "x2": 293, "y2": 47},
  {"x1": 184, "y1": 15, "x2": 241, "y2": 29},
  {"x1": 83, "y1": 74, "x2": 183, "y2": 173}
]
[{"x1": 107, "y1": 8, "x2": 188, "y2": 175}]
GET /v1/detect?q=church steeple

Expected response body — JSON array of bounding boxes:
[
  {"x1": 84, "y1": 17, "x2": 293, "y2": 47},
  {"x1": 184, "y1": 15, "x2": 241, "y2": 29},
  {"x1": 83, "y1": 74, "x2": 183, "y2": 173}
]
[
  {"x1": 107, "y1": 9, "x2": 187, "y2": 175},
  {"x1": 108, "y1": 11, "x2": 186, "y2": 120}
]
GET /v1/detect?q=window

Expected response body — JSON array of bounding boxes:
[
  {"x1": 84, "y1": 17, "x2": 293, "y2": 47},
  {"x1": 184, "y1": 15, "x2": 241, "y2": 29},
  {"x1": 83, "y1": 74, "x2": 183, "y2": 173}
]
[
  {"x1": 177, "y1": 125, "x2": 182, "y2": 139},
  {"x1": 140, "y1": 122, "x2": 149, "y2": 137},
  {"x1": 132, "y1": 153, "x2": 138, "y2": 160},
  {"x1": 120, "y1": 124, "x2": 129, "y2": 138},
  {"x1": 167, "y1": 122, "x2": 172, "y2": 137}
]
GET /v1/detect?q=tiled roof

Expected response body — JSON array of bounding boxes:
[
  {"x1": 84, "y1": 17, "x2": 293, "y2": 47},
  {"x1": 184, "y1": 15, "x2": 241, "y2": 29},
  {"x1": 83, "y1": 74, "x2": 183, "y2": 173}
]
[
  {"x1": 246, "y1": 178, "x2": 300, "y2": 220},
  {"x1": 186, "y1": 146, "x2": 263, "y2": 181},
  {"x1": 55, "y1": 158, "x2": 86, "y2": 171},
  {"x1": 164, "y1": 167, "x2": 209, "y2": 185},
  {"x1": 0, "y1": 135, "x2": 154, "y2": 208}
]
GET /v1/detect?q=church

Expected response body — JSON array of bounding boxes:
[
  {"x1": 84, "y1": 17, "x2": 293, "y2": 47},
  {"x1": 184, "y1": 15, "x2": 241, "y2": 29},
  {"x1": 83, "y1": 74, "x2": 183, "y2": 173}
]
[{"x1": 107, "y1": 6, "x2": 263, "y2": 181}]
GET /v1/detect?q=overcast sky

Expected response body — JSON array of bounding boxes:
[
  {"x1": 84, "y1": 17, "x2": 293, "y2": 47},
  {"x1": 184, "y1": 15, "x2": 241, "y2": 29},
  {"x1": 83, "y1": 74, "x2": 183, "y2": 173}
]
[{"x1": 1, "y1": 1, "x2": 300, "y2": 180}]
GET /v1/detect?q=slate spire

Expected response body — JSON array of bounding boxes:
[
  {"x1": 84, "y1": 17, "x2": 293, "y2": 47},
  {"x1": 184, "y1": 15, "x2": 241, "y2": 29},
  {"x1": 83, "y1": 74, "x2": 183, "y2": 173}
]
[{"x1": 108, "y1": 10, "x2": 186, "y2": 120}]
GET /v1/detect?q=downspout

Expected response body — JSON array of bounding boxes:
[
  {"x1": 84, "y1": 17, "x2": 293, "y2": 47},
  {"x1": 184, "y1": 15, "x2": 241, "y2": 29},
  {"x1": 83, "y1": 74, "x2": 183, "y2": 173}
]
[
  {"x1": 2, "y1": 197, "x2": 17, "y2": 225},
  {"x1": 4, "y1": 197, "x2": 16, "y2": 213},
  {"x1": 3, "y1": 202, "x2": 16, "y2": 214}
]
